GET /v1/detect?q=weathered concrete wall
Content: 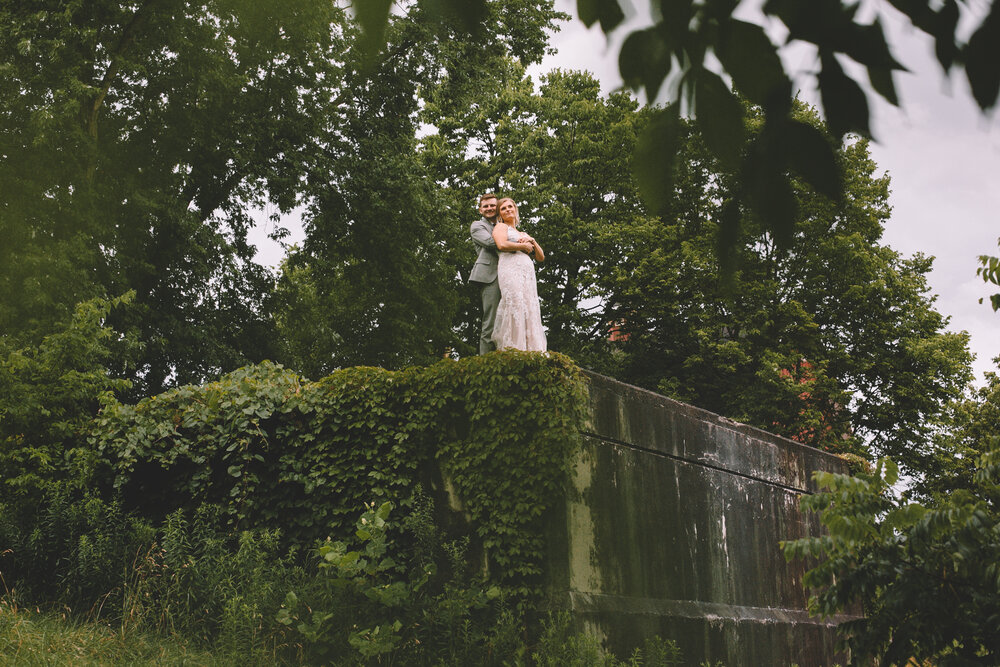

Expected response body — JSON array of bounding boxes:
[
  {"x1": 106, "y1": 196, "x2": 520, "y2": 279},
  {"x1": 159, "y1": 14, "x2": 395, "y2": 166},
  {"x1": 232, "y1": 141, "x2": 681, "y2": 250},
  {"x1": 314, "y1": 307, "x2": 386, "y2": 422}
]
[{"x1": 545, "y1": 371, "x2": 855, "y2": 666}]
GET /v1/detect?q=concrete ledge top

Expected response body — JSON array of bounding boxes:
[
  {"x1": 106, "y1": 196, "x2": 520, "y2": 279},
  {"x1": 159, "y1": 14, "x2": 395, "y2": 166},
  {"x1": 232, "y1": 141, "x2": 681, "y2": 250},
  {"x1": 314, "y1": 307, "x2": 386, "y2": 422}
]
[{"x1": 581, "y1": 371, "x2": 852, "y2": 493}]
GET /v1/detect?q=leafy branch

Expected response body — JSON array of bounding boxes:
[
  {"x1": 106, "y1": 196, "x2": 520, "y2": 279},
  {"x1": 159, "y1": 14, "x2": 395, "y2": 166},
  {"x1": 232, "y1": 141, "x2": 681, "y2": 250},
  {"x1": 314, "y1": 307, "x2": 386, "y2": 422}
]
[{"x1": 977, "y1": 237, "x2": 1000, "y2": 311}]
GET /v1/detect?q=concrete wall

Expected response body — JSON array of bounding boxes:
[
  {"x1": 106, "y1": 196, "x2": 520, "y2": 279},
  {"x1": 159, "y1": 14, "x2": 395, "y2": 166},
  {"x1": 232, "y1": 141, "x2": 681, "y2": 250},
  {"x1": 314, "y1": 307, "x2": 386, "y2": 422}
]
[{"x1": 545, "y1": 371, "x2": 856, "y2": 666}]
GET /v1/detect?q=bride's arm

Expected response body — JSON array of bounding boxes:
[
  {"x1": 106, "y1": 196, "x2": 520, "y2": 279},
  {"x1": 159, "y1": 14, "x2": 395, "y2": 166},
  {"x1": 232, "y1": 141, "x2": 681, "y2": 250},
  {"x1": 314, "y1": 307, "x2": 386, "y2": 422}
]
[
  {"x1": 492, "y1": 223, "x2": 533, "y2": 253},
  {"x1": 529, "y1": 237, "x2": 544, "y2": 262}
]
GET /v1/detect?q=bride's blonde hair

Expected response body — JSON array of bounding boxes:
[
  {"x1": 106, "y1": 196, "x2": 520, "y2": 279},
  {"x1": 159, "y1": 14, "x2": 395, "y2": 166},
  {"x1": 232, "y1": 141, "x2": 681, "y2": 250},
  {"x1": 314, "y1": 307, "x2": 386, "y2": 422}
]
[{"x1": 496, "y1": 197, "x2": 520, "y2": 228}]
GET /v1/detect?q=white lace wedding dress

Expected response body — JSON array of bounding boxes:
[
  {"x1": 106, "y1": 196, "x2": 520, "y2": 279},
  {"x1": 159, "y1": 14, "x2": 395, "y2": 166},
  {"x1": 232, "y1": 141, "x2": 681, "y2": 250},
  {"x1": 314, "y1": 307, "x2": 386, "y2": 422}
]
[{"x1": 492, "y1": 224, "x2": 547, "y2": 352}]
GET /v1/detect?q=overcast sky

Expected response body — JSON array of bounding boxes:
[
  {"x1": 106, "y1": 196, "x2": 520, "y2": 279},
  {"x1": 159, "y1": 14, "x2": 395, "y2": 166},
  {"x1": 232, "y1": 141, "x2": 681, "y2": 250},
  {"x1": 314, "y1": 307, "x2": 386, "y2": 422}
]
[{"x1": 251, "y1": 1, "x2": 998, "y2": 385}]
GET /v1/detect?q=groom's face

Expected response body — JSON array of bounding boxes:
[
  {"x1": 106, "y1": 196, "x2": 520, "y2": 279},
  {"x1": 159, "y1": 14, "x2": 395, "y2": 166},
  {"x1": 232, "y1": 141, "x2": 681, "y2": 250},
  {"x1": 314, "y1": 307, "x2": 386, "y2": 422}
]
[{"x1": 479, "y1": 197, "x2": 498, "y2": 221}]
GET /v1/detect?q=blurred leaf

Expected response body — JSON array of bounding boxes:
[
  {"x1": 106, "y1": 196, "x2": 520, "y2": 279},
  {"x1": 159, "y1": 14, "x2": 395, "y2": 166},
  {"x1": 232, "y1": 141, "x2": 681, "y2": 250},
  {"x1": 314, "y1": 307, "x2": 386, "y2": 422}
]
[
  {"x1": 419, "y1": 0, "x2": 487, "y2": 34},
  {"x1": 633, "y1": 106, "x2": 682, "y2": 215},
  {"x1": 817, "y1": 53, "x2": 871, "y2": 138},
  {"x1": 932, "y1": 0, "x2": 960, "y2": 71},
  {"x1": 693, "y1": 69, "x2": 745, "y2": 168},
  {"x1": 658, "y1": 0, "x2": 694, "y2": 43},
  {"x1": 352, "y1": 0, "x2": 392, "y2": 56},
  {"x1": 619, "y1": 28, "x2": 673, "y2": 100},
  {"x1": 577, "y1": 0, "x2": 624, "y2": 33},
  {"x1": 783, "y1": 120, "x2": 841, "y2": 200},
  {"x1": 842, "y1": 19, "x2": 904, "y2": 73},
  {"x1": 715, "y1": 198, "x2": 742, "y2": 277},
  {"x1": 764, "y1": 0, "x2": 859, "y2": 50},
  {"x1": 887, "y1": 0, "x2": 960, "y2": 70},
  {"x1": 867, "y1": 65, "x2": 899, "y2": 107},
  {"x1": 715, "y1": 19, "x2": 788, "y2": 107},
  {"x1": 743, "y1": 141, "x2": 797, "y2": 248},
  {"x1": 964, "y1": 2, "x2": 1000, "y2": 111}
]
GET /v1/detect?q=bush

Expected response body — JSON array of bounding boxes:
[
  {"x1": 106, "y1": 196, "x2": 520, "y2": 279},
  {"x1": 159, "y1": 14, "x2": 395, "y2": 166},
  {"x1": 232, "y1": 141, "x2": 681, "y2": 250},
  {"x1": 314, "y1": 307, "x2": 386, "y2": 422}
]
[{"x1": 279, "y1": 497, "x2": 521, "y2": 665}]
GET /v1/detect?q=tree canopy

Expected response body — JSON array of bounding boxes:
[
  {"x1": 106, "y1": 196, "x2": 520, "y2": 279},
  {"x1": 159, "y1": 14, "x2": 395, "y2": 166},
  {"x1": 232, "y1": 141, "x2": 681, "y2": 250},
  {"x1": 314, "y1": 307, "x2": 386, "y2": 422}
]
[{"x1": 349, "y1": 0, "x2": 1000, "y2": 261}]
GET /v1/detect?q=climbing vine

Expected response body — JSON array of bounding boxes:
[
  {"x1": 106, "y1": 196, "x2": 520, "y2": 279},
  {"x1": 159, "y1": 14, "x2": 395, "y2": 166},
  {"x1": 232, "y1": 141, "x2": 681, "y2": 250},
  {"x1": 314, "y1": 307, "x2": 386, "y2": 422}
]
[{"x1": 91, "y1": 352, "x2": 588, "y2": 591}]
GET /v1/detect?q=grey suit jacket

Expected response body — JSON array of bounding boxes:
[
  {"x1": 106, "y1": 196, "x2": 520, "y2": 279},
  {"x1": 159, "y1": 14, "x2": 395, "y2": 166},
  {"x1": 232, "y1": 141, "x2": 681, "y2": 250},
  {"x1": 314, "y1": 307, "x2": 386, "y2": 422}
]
[{"x1": 469, "y1": 218, "x2": 499, "y2": 284}]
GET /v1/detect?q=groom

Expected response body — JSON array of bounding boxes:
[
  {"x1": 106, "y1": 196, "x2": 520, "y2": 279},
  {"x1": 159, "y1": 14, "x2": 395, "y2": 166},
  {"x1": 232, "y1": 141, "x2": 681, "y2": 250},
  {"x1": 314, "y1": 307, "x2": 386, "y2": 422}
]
[{"x1": 469, "y1": 192, "x2": 531, "y2": 354}]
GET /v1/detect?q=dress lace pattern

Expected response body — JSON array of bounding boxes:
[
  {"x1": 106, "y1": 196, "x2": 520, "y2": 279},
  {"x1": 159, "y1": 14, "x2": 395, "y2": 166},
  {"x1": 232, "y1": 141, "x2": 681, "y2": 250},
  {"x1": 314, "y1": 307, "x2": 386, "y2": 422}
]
[{"x1": 492, "y1": 225, "x2": 547, "y2": 352}]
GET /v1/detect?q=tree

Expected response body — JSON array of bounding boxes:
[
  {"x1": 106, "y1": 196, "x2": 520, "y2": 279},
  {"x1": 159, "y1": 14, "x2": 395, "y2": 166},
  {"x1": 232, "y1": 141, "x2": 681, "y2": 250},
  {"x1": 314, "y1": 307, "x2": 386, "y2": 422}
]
[
  {"x1": 420, "y1": 62, "x2": 655, "y2": 356},
  {"x1": 783, "y1": 442, "x2": 1000, "y2": 665},
  {"x1": 1, "y1": 0, "x2": 347, "y2": 396},
  {"x1": 781, "y1": 356, "x2": 1000, "y2": 663},
  {"x1": 588, "y1": 103, "x2": 970, "y2": 469},
  {"x1": 270, "y1": 1, "x2": 565, "y2": 372},
  {"x1": 419, "y1": 56, "x2": 970, "y2": 468},
  {"x1": 917, "y1": 357, "x2": 1000, "y2": 499},
  {"x1": 350, "y1": 0, "x2": 1000, "y2": 261},
  {"x1": 0, "y1": 294, "x2": 133, "y2": 502}
]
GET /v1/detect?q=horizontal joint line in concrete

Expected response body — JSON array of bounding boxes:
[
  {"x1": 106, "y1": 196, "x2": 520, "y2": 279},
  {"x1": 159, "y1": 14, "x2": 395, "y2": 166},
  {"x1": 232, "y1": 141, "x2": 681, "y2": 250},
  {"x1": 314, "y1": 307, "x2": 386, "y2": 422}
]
[
  {"x1": 562, "y1": 590, "x2": 858, "y2": 627},
  {"x1": 580, "y1": 430, "x2": 812, "y2": 496}
]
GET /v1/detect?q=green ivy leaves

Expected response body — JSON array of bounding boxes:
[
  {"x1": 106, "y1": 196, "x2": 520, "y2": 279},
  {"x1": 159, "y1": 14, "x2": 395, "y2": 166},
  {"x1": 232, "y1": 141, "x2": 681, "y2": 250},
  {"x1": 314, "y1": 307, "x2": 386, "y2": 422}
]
[{"x1": 93, "y1": 352, "x2": 588, "y2": 595}]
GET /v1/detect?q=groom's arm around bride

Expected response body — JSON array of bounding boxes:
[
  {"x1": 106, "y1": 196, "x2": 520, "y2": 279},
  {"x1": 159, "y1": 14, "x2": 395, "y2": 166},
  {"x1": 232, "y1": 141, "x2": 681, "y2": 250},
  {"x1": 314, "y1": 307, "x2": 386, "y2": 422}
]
[{"x1": 468, "y1": 193, "x2": 531, "y2": 354}]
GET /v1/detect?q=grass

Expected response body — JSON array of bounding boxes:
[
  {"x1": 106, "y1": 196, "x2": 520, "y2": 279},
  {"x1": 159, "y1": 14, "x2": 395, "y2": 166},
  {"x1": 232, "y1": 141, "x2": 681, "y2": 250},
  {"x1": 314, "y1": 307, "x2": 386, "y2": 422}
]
[{"x1": 0, "y1": 600, "x2": 223, "y2": 666}]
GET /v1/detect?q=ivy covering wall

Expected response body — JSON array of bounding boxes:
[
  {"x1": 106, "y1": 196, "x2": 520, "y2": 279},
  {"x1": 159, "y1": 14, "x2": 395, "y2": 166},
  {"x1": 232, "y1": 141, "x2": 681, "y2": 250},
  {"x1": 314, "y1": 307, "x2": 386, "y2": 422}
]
[{"x1": 90, "y1": 352, "x2": 588, "y2": 589}]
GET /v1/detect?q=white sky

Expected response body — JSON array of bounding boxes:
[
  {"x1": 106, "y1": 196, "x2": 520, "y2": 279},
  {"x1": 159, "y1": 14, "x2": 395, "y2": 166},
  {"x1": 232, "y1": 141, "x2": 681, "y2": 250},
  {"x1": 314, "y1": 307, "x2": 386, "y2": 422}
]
[{"x1": 250, "y1": 0, "x2": 999, "y2": 385}]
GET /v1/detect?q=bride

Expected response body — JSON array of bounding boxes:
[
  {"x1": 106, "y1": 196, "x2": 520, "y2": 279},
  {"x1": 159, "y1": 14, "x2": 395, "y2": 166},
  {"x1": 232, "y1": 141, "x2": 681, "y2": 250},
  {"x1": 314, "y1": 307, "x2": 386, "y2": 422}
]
[{"x1": 491, "y1": 197, "x2": 546, "y2": 352}]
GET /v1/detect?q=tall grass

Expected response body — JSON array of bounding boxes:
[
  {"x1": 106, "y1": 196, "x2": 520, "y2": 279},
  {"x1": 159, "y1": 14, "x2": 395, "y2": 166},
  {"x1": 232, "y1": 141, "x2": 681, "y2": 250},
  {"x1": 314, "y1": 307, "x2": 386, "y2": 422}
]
[{"x1": 0, "y1": 599, "x2": 217, "y2": 666}]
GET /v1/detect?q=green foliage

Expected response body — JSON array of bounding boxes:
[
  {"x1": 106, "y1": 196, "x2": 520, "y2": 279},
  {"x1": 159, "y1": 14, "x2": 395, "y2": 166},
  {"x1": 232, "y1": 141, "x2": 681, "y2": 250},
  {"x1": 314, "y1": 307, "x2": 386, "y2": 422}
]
[
  {"x1": 278, "y1": 499, "x2": 516, "y2": 665},
  {"x1": 422, "y1": 64, "x2": 654, "y2": 356},
  {"x1": 93, "y1": 352, "x2": 588, "y2": 592},
  {"x1": 1, "y1": 498, "x2": 307, "y2": 662},
  {"x1": 977, "y1": 237, "x2": 1000, "y2": 311},
  {"x1": 1, "y1": 0, "x2": 346, "y2": 396},
  {"x1": 0, "y1": 294, "x2": 133, "y2": 503},
  {"x1": 0, "y1": 490, "x2": 153, "y2": 614},
  {"x1": 419, "y1": 61, "x2": 971, "y2": 473},
  {"x1": 600, "y1": 105, "x2": 972, "y2": 472},
  {"x1": 919, "y1": 358, "x2": 1000, "y2": 499},
  {"x1": 271, "y1": 1, "x2": 565, "y2": 371},
  {"x1": 0, "y1": 601, "x2": 221, "y2": 666},
  {"x1": 280, "y1": 501, "x2": 691, "y2": 666},
  {"x1": 783, "y1": 442, "x2": 1000, "y2": 665},
  {"x1": 533, "y1": 612, "x2": 684, "y2": 667},
  {"x1": 120, "y1": 505, "x2": 304, "y2": 660},
  {"x1": 350, "y1": 0, "x2": 1000, "y2": 262}
]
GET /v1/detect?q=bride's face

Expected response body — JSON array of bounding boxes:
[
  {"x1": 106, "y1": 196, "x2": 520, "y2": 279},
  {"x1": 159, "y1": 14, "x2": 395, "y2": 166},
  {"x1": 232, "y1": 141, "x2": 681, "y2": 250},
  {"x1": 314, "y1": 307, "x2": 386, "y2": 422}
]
[{"x1": 499, "y1": 201, "x2": 518, "y2": 225}]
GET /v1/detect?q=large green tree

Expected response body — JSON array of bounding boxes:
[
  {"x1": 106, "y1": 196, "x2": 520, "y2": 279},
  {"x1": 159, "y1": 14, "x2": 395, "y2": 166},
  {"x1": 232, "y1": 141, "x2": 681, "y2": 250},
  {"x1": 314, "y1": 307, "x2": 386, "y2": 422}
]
[
  {"x1": 420, "y1": 62, "x2": 655, "y2": 356},
  {"x1": 601, "y1": 105, "x2": 972, "y2": 469},
  {"x1": 351, "y1": 0, "x2": 1000, "y2": 263},
  {"x1": 1, "y1": 0, "x2": 346, "y2": 396},
  {"x1": 419, "y1": 61, "x2": 971, "y2": 470},
  {"x1": 272, "y1": 2, "x2": 565, "y2": 373}
]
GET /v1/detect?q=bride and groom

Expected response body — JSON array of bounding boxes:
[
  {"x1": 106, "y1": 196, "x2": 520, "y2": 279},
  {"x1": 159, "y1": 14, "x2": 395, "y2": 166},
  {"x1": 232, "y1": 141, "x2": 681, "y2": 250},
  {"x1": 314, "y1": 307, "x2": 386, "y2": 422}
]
[{"x1": 469, "y1": 193, "x2": 547, "y2": 354}]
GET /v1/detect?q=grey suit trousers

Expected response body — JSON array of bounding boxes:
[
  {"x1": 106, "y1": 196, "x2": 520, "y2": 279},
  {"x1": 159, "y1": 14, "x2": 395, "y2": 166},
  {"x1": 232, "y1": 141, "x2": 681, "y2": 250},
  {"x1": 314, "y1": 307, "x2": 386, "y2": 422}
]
[{"x1": 479, "y1": 278, "x2": 501, "y2": 354}]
